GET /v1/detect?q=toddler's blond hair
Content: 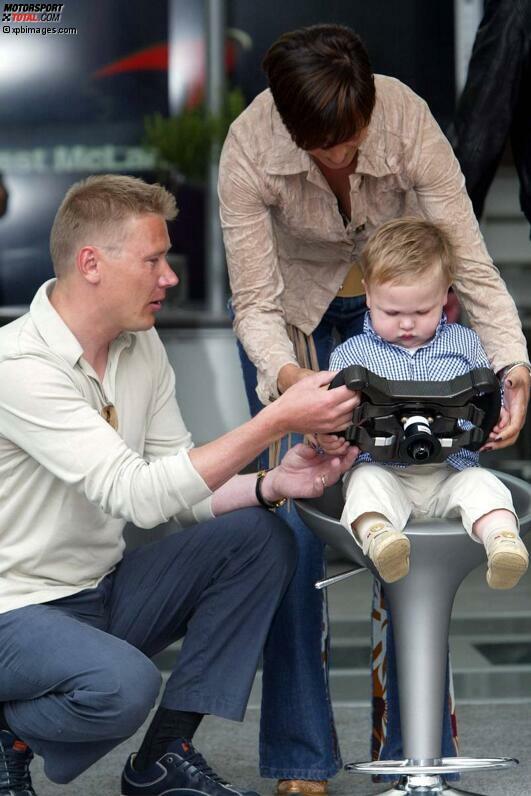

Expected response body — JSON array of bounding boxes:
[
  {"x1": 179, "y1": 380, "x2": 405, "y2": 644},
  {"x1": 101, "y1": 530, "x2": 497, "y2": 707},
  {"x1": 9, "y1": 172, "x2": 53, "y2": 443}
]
[{"x1": 360, "y1": 217, "x2": 457, "y2": 287}]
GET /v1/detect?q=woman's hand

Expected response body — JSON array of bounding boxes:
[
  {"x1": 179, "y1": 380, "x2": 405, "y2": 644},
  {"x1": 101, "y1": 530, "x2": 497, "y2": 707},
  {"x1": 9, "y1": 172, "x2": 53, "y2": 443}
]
[
  {"x1": 277, "y1": 363, "x2": 315, "y2": 394},
  {"x1": 261, "y1": 442, "x2": 359, "y2": 502},
  {"x1": 482, "y1": 366, "x2": 530, "y2": 451}
]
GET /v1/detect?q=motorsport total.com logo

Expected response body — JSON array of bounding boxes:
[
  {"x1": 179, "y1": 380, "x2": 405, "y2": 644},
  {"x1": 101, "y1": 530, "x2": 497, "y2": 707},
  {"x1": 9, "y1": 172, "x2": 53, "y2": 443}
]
[{"x1": 2, "y1": 2, "x2": 64, "y2": 22}]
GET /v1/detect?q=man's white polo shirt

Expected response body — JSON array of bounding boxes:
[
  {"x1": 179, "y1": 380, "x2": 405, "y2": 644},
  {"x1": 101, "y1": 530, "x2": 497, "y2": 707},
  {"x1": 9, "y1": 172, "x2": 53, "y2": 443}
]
[{"x1": 0, "y1": 280, "x2": 213, "y2": 613}]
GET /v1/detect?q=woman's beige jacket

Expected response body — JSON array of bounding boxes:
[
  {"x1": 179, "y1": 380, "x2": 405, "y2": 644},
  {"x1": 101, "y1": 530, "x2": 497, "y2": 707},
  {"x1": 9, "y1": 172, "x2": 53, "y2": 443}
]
[{"x1": 219, "y1": 76, "x2": 528, "y2": 405}]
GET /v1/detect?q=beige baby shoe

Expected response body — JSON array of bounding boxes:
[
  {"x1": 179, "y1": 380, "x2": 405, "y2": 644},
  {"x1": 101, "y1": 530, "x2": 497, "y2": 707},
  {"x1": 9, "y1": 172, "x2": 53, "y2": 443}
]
[
  {"x1": 362, "y1": 522, "x2": 411, "y2": 583},
  {"x1": 485, "y1": 530, "x2": 529, "y2": 589}
]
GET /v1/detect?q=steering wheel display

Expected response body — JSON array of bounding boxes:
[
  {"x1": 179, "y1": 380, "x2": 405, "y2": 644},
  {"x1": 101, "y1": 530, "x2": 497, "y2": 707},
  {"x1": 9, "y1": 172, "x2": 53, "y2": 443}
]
[{"x1": 329, "y1": 365, "x2": 501, "y2": 465}]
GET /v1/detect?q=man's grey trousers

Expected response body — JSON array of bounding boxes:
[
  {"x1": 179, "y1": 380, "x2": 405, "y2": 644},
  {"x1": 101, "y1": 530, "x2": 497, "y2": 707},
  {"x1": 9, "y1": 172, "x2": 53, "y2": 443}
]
[{"x1": 0, "y1": 507, "x2": 296, "y2": 783}]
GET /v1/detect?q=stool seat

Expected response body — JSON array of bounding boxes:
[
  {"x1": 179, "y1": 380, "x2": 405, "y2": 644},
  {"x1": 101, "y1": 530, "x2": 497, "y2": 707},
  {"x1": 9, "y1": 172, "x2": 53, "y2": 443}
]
[{"x1": 296, "y1": 470, "x2": 531, "y2": 796}]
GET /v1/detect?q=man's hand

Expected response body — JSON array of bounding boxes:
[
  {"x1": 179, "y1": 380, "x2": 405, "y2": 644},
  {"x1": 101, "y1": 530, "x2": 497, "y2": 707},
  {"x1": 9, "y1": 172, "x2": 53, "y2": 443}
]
[
  {"x1": 262, "y1": 442, "x2": 359, "y2": 502},
  {"x1": 482, "y1": 366, "x2": 530, "y2": 451},
  {"x1": 268, "y1": 370, "x2": 360, "y2": 437},
  {"x1": 191, "y1": 372, "x2": 358, "y2": 493}
]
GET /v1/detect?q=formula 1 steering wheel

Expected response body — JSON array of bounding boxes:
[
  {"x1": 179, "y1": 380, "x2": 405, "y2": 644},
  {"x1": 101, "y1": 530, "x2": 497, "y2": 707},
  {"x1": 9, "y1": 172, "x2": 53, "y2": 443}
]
[{"x1": 329, "y1": 366, "x2": 501, "y2": 465}]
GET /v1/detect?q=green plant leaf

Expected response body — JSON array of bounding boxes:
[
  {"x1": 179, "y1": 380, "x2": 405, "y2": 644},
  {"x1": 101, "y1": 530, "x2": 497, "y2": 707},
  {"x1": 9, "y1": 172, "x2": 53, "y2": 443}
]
[{"x1": 144, "y1": 88, "x2": 246, "y2": 182}]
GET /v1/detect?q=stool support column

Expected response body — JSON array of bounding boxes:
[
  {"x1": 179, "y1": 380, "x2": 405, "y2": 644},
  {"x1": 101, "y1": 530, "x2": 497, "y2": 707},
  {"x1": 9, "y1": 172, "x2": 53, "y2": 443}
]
[{"x1": 385, "y1": 541, "x2": 468, "y2": 762}]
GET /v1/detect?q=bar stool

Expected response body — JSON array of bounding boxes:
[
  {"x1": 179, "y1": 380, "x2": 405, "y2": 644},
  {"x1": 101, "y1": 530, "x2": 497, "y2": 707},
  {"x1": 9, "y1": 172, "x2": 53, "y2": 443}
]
[{"x1": 296, "y1": 471, "x2": 531, "y2": 796}]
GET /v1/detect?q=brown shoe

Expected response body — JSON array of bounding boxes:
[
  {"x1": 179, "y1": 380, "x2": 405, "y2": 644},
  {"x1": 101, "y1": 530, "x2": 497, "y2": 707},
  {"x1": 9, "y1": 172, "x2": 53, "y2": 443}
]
[{"x1": 277, "y1": 781, "x2": 328, "y2": 796}]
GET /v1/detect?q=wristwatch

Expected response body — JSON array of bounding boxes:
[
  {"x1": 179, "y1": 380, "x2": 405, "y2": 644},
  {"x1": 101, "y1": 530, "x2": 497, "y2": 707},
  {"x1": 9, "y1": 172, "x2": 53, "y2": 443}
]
[{"x1": 255, "y1": 469, "x2": 287, "y2": 509}]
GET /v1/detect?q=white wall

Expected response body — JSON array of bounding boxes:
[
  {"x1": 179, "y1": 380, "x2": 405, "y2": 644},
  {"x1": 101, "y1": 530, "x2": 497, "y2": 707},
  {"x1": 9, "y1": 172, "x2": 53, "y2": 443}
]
[
  {"x1": 125, "y1": 326, "x2": 251, "y2": 546},
  {"x1": 159, "y1": 327, "x2": 251, "y2": 445}
]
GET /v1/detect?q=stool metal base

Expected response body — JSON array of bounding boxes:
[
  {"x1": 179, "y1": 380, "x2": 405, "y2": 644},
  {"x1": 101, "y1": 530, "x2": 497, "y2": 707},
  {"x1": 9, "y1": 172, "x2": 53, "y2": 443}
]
[
  {"x1": 345, "y1": 758, "x2": 518, "y2": 796},
  {"x1": 372, "y1": 778, "x2": 488, "y2": 795},
  {"x1": 346, "y1": 757, "x2": 518, "y2": 776}
]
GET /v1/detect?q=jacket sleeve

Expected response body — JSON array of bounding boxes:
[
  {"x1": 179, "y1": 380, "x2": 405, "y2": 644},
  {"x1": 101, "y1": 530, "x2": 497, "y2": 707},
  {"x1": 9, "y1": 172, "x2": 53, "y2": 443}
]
[
  {"x1": 448, "y1": 0, "x2": 528, "y2": 220},
  {"x1": 406, "y1": 92, "x2": 529, "y2": 374},
  {"x1": 219, "y1": 127, "x2": 298, "y2": 405}
]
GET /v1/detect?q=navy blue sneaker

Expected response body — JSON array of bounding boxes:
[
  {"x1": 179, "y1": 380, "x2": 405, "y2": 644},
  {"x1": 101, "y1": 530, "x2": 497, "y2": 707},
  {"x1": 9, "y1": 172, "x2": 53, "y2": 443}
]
[
  {"x1": 121, "y1": 738, "x2": 260, "y2": 796},
  {"x1": 0, "y1": 730, "x2": 35, "y2": 796}
]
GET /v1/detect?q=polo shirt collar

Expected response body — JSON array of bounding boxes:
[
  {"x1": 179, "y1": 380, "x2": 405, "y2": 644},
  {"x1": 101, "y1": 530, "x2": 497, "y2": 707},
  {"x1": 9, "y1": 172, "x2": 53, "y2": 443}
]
[{"x1": 30, "y1": 279, "x2": 135, "y2": 366}]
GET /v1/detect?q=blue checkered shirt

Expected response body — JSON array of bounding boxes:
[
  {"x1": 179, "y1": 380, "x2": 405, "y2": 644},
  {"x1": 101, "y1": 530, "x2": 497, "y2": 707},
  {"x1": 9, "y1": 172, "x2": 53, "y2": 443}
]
[{"x1": 329, "y1": 313, "x2": 493, "y2": 470}]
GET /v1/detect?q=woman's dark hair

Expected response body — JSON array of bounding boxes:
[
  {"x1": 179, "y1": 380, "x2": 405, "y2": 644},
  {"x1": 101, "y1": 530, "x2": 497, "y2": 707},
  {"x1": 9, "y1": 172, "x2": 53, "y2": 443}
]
[{"x1": 262, "y1": 24, "x2": 375, "y2": 150}]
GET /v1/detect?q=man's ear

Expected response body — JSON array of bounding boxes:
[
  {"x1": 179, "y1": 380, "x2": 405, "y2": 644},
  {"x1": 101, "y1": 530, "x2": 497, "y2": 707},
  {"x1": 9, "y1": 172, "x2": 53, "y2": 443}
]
[{"x1": 77, "y1": 245, "x2": 101, "y2": 285}]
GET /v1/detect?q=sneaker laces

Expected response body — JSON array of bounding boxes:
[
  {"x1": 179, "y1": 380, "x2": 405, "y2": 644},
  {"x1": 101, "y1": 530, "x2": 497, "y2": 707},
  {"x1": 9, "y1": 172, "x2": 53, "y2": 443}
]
[
  {"x1": 184, "y1": 746, "x2": 229, "y2": 785},
  {"x1": 3, "y1": 743, "x2": 34, "y2": 791}
]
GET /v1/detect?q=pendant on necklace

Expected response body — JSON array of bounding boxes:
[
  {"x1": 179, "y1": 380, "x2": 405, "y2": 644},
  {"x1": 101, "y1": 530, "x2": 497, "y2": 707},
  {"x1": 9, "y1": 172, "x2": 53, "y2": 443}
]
[{"x1": 100, "y1": 404, "x2": 118, "y2": 430}]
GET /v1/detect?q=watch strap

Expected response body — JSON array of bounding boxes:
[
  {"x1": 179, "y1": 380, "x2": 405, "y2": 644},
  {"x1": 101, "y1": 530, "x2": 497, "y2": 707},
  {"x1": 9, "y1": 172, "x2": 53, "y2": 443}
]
[{"x1": 255, "y1": 469, "x2": 287, "y2": 509}]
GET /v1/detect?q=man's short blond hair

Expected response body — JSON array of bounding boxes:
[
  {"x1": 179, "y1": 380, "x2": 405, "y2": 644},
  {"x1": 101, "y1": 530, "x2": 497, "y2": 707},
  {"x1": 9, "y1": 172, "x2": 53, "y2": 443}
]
[
  {"x1": 360, "y1": 217, "x2": 457, "y2": 287},
  {"x1": 50, "y1": 174, "x2": 178, "y2": 277}
]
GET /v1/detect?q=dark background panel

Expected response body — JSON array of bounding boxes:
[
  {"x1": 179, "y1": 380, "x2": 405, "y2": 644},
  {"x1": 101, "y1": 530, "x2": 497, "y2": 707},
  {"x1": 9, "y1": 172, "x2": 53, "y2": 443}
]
[
  {"x1": 229, "y1": 0, "x2": 455, "y2": 126},
  {"x1": 0, "y1": 0, "x2": 455, "y2": 307},
  {"x1": 0, "y1": 0, "x2": 169, "y2": 126}
]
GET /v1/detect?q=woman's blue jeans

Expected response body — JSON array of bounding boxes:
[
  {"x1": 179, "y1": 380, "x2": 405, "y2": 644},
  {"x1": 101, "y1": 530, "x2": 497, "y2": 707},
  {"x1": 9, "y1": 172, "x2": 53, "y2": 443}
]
[{"x1": 233, "y1": 296, "x2": 456, "y2": 779}]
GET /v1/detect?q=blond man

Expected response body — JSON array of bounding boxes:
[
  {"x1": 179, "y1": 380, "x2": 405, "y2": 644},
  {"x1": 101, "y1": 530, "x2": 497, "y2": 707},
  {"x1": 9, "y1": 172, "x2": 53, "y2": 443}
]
[{"x1": 0, "y1": 175, "x2": 358, "y2": 796}]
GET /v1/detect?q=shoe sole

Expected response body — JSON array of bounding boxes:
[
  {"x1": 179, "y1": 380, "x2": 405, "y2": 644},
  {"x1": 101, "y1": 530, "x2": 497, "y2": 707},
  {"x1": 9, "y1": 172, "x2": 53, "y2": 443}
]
[
  {"x1": 277, "y1": 789, "x2": 327, "y2": 796},
  {"x1": 374, "y1": 536, "x2": 411, "y2": 583},
  {"x1": 277, "y1": 787, "x2": 327, "y2": 796},
  {"x1": 487, "y1": 551, "x2": 528, "y2": 589},
  {"x1": 122, "y1": 790, "x2": 211, "y2": 795}
]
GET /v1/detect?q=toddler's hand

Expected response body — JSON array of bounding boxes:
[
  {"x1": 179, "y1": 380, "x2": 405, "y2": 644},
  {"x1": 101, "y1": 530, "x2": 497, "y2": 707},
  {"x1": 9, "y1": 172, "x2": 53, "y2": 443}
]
[{"x1": 313, "y1": 433, "x2": 351, "y2": 456}]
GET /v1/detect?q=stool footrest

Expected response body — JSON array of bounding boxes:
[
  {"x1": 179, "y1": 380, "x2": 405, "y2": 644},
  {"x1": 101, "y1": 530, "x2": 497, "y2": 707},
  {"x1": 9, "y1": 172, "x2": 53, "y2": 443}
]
[
  {"x1": 361, "y1": 781, "x2": 502, "y2": 795},
  {"x1": 345, "y1": 756, "x2": 518, "y2": 775}
]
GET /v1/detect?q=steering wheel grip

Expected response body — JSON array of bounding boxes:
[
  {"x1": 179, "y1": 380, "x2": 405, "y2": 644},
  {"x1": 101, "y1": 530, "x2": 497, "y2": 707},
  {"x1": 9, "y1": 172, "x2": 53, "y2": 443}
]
[
  {"x1": 329, "y1": 370, "x2": 346, "y2": 390},
  {"x1": 328, "y1": 366, "x2": 367, "y2": 392},
  {"x1": 328, "y1": 367, "x2": 362, "y2": 442}
]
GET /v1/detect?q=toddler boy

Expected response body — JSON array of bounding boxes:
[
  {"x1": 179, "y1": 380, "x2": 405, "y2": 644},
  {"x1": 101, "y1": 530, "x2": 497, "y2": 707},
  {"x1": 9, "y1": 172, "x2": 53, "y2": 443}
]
[{"x1": 319, "y1": 218, "x2": 528, "y2": 588}]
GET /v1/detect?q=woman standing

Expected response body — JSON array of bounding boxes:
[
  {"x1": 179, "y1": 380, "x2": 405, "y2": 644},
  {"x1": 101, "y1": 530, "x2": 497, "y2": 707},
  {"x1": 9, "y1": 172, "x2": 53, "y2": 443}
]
[{"x1": 219, "y1": 24, "x2": 530, "y2": 794}]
